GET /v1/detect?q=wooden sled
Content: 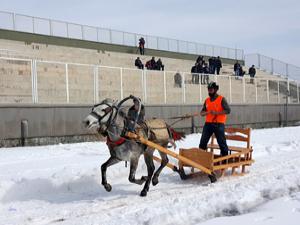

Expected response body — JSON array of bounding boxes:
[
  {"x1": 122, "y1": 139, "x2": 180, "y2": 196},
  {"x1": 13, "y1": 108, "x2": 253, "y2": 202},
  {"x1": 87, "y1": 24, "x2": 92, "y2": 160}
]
[{"x1": 126, "y1": 127, "x2": 254, "y2": 183}]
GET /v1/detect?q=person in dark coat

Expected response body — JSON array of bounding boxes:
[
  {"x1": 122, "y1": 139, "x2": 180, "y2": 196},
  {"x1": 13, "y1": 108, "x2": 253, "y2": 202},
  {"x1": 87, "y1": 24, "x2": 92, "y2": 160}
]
[
  {"x1": 202, "y1": 63, "x2": 210, "y2": 84},
  {"x1": 150, "y1": 57, "x2": 156, "y2": 70},
  {"x1": 128, "y1": 98, "x2": 145, "y2": 123},
  {"x1": 174, "y1": 72, "x2": 182, "y2": 88},
  {"x1": 208, "y1": 57, "x2": 214, "y2": 74},
  {"x1": 156, "y1": 58, "x2": 164, "y2": 71},
  {"x1": 248, "y1": 65, "x2": 256, "y2": 84},
  {"x1": 234, "y1": 61, "x2": 241, "y2": 79},
  {"x1": 135, "y1": 57, "x2": 144, "y2": 70},
  {"x1": 215, "y1": 56, "x2": 222, "y2": 75},
  {"x1": 139, "y1": 37, "x2": 145, "y2": 55},
  {"x1": 191, "y1": 63, "x2": 199, "y2": 84}
]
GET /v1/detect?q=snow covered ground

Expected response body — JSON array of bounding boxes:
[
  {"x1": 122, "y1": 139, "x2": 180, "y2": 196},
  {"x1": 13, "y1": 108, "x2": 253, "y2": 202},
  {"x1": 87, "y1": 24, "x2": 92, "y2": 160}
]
[{"x1": 0, "y1": 126, "x2": 300, "y2": 225}]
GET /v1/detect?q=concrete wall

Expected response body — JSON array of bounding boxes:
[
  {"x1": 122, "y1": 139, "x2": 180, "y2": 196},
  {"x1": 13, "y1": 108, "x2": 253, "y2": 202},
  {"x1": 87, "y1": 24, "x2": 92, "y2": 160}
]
[{"x1": 1, "y1": 104, "x2": 300, "y2": 147}]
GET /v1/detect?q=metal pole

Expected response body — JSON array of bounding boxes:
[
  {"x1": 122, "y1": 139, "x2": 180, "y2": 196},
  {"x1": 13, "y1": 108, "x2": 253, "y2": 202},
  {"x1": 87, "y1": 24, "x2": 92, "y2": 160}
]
[
  {"x1": 258, "y1": 54, "x2": 261, "y2": 68},
  {"x1": 163, "y1": 70, "x2": 167, "y2": 104},
  {"x1": 182, "y1": 72, "x2": 186, "y2": 103},
  {"x1": 229, "y1": 76, "x2": 232, "y2": 103},
  {"x1": 30, "y1": 60, "x2": 35, "y2": 103},
  {"x1": 255, "y1": 78, "x2": 258, "y2": 103},
  {"x1": 199, "y1": 79, "x2": 202, "y2": 103},
  {"x1": 65, "y1": 63, "x2": 69, "y2": 103},
  {"x1": 120, "y1": 68, "x2": 123, "y2": 99},
  {"x1": 271, "y1": 58, "x2": 274, "y2": 74},
  {"x1": 66, "y1": 23, "x2": 69, "y2": 38},
  {"x1": 109, "y1": 29, "x2": 112, "y2": 43},
  {"x1": 34, "y1": 60, "x2": 38, "y2": 103},
  {"x1": 141, "y1": 69, "x2": 145, "y2": 102},
  {"x1": 94, "y1": 66, "x2": 99, "y2": 103},
  {"x1": 97, "y1": 28, "x2": 99, "y2": 42},
  {"x1": 49, "y1": 19, "x2": 53, "y2": 35},
  {"x1": 144, "y1": 70, "x2": 147, "y2": 103},
  {"x1": 285, "y1": 77, "x2": 288, "y2": 126},
  {"x1": 177, "y1": 40, "x2": 179, "y2": 52},
  {"x1": 266, "y1": 79, "x2": 269, "y2": 103},
  {"x1": 32, "y1": 17, "x2": 35, "y2": 33},
  {"x1": 277, "y1": 80, "x2": 280, "y2": 103},
  {"x1": 81, "y1": 25, "x2": 84, "y2": 40},
  {"x1": 297, "y1": 82, "x2": 299, "y2": 104},
  {"x1": 12, "y1": 13, "x2": 16, "y2": 30},
  {"x1": 243, "y1": 77, "x2": 246, "y2": 103}
]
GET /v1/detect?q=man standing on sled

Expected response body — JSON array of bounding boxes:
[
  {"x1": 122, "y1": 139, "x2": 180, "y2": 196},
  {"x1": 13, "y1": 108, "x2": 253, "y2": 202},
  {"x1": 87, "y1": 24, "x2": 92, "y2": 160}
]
[{"x1": 199, "y1": 82, "x2": 231, "y2": 156}]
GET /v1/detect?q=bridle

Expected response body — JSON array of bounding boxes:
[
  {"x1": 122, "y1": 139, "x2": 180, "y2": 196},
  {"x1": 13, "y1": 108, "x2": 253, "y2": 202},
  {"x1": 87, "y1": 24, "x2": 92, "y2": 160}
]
[{"x1": 90, "y1": 102, "x2": 118, "y2": 134}]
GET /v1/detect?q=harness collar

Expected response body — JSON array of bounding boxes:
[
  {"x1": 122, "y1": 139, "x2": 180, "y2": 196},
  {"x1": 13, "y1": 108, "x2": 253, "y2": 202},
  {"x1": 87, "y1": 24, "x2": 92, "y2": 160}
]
[{"x1": 106, "y1": 135, "x2": 126, "y2": 147}]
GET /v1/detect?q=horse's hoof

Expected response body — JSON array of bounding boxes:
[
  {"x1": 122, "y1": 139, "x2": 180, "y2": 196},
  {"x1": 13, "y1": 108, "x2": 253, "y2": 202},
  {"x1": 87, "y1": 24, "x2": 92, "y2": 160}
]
[
  {"x1": 208, "y1": 174, "x2": 217, "y2": 183},
  {"x1": 152, "y1": 177, "x2": 159, "y2": 186},
  {"x1": 104, "y1": 183, "x2": 112, "y2": 192},
  {"x1": 140, "y1": 190, "x2": 147, "y2": 197}
]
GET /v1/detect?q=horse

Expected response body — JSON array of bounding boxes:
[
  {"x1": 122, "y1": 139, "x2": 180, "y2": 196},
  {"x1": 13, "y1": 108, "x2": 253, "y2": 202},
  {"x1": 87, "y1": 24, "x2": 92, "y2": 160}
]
[{"x1": 83, "y1": 98, "x2": 184, "y2": 196}]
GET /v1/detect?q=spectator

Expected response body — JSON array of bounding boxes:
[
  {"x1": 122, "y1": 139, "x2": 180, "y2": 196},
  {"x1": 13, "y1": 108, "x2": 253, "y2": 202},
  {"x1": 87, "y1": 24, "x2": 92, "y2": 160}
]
[
  {"x1": 191, "y1": 63, "x2": 199, "y2": 84},
  {"x1": 239, "y1": 66, "x2": 245, "y2": 77},
  {"x1": 234, "y1": 61, "x2": 241, "y2": 79},
  {"x1": 196, "y1": 55, "x2": 204, "y2": 65},
  {"x1": 145, "y1": 60, "x2": 152, "y2": 70},
  {"x1": 134, "y1": 57, "x2": 144, "y2": 70},
  {"x1": 248, "y1": 65, "x2": 256, "y2": 84},
  {"x1": 208, "y1": 57, "x2": 214, "y2": 74},
  {"x1": 156, "y1": 58, "x2": 164, "y2": 71},
  {"x1": 139, "y1": 37, "x2": 145, "y2": 55},
  {"x1": 215, "y1": 56, "x2": 222, "y2": 75},
  {"x1": 150, "y1": 57, "x2": 156, "y2": 69},
  {"x1": 174, "y1": 72, "x2": 182, "y2": 88},
  {"x1": 202, "y1": 63, "x2": 209, "y2": 84}
]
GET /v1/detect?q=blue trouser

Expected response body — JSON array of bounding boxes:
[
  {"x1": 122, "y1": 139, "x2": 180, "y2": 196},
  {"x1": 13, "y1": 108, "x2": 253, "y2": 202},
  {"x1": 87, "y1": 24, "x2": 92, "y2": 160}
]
[{"x1": 199, "y1": 123, "x2": 229, "y2": 156}]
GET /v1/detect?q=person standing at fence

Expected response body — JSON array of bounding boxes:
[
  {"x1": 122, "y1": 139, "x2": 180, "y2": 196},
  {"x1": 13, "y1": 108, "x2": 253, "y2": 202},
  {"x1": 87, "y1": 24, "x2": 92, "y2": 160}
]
[
  {"x1": 248, "y1": 65, "x2": 256, "y2": 84},
  {"x1": 139, "y1": 37, "x2": 145, "y2": 55},
  {"x1": 215, "y1": 56, "x2": 222, "y2": 75},
  {"x1": 198, "y1": 82, "x2": 231, "y2": 156},
  {"x1": 234, "y1": 61, "x2": 241, "y2": 79}
]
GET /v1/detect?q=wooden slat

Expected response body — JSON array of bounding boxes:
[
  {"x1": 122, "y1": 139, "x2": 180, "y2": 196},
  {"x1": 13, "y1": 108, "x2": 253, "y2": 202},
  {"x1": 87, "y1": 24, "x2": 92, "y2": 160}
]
[
  {"x1": 179, "y1": 148, "x2": 213, "y2": 170},
  {"x1": 208, "y1": 144, "x2": 252, "y2": 152},
  {"x1": 225, "y1": 127, "x2": 251, "y2": 135},
  {"x1": 213, "y1": 149, "x2": 250, "y2": 163},
  {"x1": 213, "y1": 160, "x2": 254, "y2": 170}
]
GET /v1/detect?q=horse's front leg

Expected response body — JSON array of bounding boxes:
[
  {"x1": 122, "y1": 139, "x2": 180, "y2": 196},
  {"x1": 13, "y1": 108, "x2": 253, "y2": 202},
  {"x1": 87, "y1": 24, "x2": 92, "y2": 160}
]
[
  {"x1": 140, "y1": 150, "x2": 155, "y2": 197},
  {"x1": 101, "y1": 156, "x2": 120, "y2": 192}
]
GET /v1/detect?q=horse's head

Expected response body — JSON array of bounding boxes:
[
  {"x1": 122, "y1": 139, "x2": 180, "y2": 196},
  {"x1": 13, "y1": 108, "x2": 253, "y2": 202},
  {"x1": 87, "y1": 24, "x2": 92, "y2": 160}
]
[{"x1": 83, "y1": 98, "x2": 118, "y2": 133}]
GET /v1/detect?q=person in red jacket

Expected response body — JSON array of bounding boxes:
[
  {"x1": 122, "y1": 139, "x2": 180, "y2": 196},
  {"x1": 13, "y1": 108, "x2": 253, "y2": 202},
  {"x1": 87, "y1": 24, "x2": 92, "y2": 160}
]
[{"x1": 199, "y1": 82, "x2": 231, "y2": 156}]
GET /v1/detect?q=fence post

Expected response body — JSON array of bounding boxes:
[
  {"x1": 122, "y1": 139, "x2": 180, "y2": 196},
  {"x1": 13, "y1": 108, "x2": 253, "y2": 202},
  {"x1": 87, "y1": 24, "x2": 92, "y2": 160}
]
[
  {"x1": 266, "y1": 79, "x2": 269, "y2": 103},
  {"x1": 199, "y1": 79, "x2": 202, "y2": 103},
  {"x1": 34, "y1": 60, "x2": 38, "y2": 103},
  {"x1": 243, "y1": 77, "x2": 246, "y2": 103},
  {"x1": 12, "y1": 12, "x2": 16, "y2": 30},
  {"x1": 94, "y1": 66, "x2": 99, "y2": 104},
  {"x1": 65, "y1": 63, "x2": 69, "y2": 103},
  {"x1": 177, "y1": 40, "x2": 179, "y2": 52},
  {"x1": 30, "y1": 60, "x2": 35, "y2": 103},
  {"x1": 271, "y1": 58, "x2": 274, "y2": 74},
  {"x1": 258, "y1": 54, "x2": 261, "y2": 68},
  {"x1": 66, "y1": 23, "x2": 69, "y2": 38},
  {"x1": 109, "y1": 29, "x2": 112, "y2": 43},
  {"x1": 163, "y1": 70, "x2": 167, "y2": 104},
  {"x1": 297, "y1": 82, "x2": 299, "y2": 104},
  {"x1": 49, "y1": 19, "x2": 53, "y2": 35},
  {"x1": 81, "y1": 25, "x2": 85, "y2": 40},
  {"x1": 120, "y1": 68, "x2": 123, "y2": 100},
  {"x1": 32, "y1": 17, "x2": 35, "y2": 33},
  {"x1": 229, "y1": 76, "x2": 232, "y2": 103},
  {"x1": 255, "y1": 78, "x2": 258, "y2": 103},
  {"x1": 278, "y1": 80, "x2": 280, "y2": 103},
  {"x1": 144, "y1": 70, "x2": 147, "y2": 103},
  {"x1": 182, "y1": 72, "x2": 186, "y2": 103}
]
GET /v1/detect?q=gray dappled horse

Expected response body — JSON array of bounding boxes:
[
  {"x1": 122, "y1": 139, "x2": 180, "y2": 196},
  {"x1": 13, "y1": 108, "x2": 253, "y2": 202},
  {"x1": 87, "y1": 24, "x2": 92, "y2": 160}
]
[{"x1": 83, "y1": 98, "x2": 181, "y2": 197}]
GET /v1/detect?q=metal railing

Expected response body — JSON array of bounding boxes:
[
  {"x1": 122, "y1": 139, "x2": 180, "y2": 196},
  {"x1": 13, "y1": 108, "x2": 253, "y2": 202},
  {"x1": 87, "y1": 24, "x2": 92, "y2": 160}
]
[
  {"x1": 245, "y1": 53, "x2": 300, "y2": 82},
  {"x1": 0, "y1": 10, "x2": 244, "y2": 60},
  {"x1": 0, "y1": 56, "x2": 299, "y2": 105}
]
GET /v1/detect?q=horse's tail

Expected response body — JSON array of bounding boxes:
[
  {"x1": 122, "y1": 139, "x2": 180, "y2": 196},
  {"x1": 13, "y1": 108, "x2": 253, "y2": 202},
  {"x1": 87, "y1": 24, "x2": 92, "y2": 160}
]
[{"x1": 168, "y1": 126, "x2": 186, "y2": 141}]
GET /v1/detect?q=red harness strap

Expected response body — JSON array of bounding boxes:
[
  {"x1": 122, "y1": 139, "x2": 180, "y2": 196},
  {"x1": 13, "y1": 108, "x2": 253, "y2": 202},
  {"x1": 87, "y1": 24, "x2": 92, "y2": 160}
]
[{"x1": 106, "y1": 136, "x2": 126, "y2": 147}]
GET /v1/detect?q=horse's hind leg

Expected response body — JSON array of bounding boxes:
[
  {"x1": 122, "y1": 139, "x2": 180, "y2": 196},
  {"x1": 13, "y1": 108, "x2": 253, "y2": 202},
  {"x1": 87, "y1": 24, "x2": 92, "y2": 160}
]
[
  {"x1": 128, "y1": 156, "x2": 147, "y2": 185},
  {"x1": 141, "y1": 150, "x2": 155, "y2": 197},
  {"x1": 101, "y1": 157, "x2": 120, "y2": 192},
  {"x1": 152, "y1": 150, "x2": 169, "y2": 186}
]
